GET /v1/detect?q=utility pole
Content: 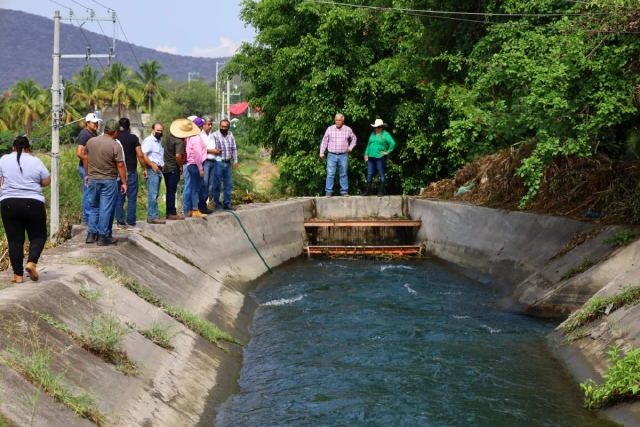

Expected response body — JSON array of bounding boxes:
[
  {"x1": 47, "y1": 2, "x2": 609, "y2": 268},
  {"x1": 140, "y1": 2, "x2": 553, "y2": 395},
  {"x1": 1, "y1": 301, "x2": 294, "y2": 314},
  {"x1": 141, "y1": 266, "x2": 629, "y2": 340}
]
[
  {"x1": 188, "y1": 71, "x2": 199, "y2": 87},
  {"x1": 227, "y1": 80, "x2": 231, "y2": 119},
  {"x1": 50, "y1": 8, "x2": 117, "y2": 239},
  {"x1": 215, "y1": 62, "x2": 226, "y2": 122},
  {"x1": 50, "y1": 11, "x2": 61, "y2": 238}
]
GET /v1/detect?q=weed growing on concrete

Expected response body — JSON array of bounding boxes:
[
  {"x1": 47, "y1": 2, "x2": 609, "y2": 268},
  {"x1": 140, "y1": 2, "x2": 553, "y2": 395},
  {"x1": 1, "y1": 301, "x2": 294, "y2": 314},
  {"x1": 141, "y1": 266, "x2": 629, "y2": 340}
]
[
  {"x1": 139, "y1": 319, "x2": 176, "y2": 350},
  {"x1": 560, "y1": 326, "x2": 591, "y2": 346},
  {"x1": 82, "y1": 312, "x2": 139, "y2": 376},
  {"x1": 16, "y1": 387, "x2": 41, "y2": 427},
  {"x1": 78, "y1": 284, "x2": 103, "y2": 303},
  {"x1": 562, "y1": 286, "x2": 640, "y2": 332},
  {"x1": 39, "y1": 311, "x2": 140, "y2": 376},
  {"x1": 0, "y1": 323, "x2": 107, "y2": 425},
  {"x1": 581, "y1": 345, "x2": 640, "y2": 410},
  {"x1": 602, "y1": 229, "x2": 640, "y2": 247},
  {"x1": 0, "y1": 414, "x2": 11, "y2": 427},
  {"x1": 561, "y1": 258, "x2": 598, "y2": 280},
  {"x1": 82, "y1": 258, "x2": 240, "y2": 349}
]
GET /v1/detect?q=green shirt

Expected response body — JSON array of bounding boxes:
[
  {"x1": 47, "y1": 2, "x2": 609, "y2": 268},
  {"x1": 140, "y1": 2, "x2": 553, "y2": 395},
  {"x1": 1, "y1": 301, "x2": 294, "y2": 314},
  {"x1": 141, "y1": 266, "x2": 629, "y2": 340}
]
[{"x1": 364, "y1": 130, "x2": 395, "y2": 158}]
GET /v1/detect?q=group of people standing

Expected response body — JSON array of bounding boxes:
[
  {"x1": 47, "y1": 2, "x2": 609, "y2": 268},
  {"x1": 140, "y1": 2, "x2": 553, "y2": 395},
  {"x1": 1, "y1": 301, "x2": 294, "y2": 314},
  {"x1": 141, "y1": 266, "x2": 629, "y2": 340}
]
[
  {"x1": 77, "y1": 114, "x2": 238, "y2": 246},
  {"x1": 319, "y1": 114, "x2": 396, "y2": 197}
]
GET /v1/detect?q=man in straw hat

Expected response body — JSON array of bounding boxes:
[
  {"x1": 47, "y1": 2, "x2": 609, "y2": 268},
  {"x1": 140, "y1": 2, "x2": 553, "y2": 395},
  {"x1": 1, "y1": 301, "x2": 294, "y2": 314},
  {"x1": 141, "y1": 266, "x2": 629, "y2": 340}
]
[
  {"x1": 319, "y1": 113, "x2": 357, "y2": 197},
  {"x1": 170, "y1": 118, "x2": 207, "y2": 218},
  {"x1": 362, "y1": 118, "x2": 395, "y2": 197}
]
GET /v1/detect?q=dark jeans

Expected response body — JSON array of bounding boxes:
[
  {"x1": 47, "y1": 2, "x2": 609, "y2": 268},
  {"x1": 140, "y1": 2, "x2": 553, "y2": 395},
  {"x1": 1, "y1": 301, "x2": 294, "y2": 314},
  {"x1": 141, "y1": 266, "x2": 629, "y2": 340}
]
[
  {"x1": 115, "y1": 171, "x2": 138, "y2": 226},
  {"x1": 163, "y1": 169, "x2": 180, "y2": 216},
  {"x1": 367, "y1": 157, "x2": 387, "y2": 182},
  {"x1": 1, "y1": 198, "x2": 47, "y2": 276},
  {"x1": 187, "y1": 164, "x2": 204, "y2": 211},
  {"x1": 213, "y1": 160, "x2": 233, "y2": 208}
]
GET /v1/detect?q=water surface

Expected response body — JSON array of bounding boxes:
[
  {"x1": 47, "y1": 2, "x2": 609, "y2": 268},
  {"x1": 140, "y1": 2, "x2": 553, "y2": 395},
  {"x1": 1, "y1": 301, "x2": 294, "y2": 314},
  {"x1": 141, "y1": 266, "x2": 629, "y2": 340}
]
[{"x1": 216, "y1": 260, "x2": 615, "y2": 427}]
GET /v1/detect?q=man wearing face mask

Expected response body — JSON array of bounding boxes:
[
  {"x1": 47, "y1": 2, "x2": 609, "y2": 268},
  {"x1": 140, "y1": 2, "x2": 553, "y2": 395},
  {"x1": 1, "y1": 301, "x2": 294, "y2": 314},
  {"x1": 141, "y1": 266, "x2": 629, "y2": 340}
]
[
  {"x1": 76, "y1": 113, "x2": 102, "y2": 225},
  {"x1": 141, "y1": 122, "x2": 166, "y2": 224},
  {"x1": 212, "y1": 119, "x2": 238, "y2": 211}
]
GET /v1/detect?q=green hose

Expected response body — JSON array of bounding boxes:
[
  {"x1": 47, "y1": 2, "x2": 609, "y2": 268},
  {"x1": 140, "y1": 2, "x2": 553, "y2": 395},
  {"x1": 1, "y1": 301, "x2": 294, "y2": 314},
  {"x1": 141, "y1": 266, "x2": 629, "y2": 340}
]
[{"x1": 228, "y1": 210, "x2": 273, "y2": 274}]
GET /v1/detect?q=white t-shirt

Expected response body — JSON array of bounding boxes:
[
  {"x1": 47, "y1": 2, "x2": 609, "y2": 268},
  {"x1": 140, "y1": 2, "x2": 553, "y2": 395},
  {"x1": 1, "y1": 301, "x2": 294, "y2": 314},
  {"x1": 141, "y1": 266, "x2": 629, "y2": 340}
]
[{"x1": 0, "y1": 152, "x2": 50, "y2": 203}]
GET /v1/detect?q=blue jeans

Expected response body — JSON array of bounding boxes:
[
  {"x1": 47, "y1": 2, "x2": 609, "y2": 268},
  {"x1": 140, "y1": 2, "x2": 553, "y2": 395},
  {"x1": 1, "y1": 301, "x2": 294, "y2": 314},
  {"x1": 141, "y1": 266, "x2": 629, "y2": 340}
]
[
  {"x1": 88, "y1": 179, "x2": 118, "y2": 238},
  {"x1": 187, "y1": 164, "x2": 204, "y2": 211},
  {"x1": 213, "y1": 160, "x2": 233, "y2": 208},
  {"x1": 163, "y1": 169, "x2": 180, "y2": 216},
  {"x1": 78, "y1": 165, "x2": 93, "y2": 224},
  {"x1": 202, "y1": 160, "x2": 216, "y2": 208},
  {"x1": 146, "y1": 168, "x2": 163, "y2": 220},
  {"x1": 115, "y1": 171, "x2": 138, "y2": 225},
  {"x1": 325, "y1": 152, "x2": 349, "y2": 195},
  {"x1": 182, "y1": 169, "x2": 192, "y2": 214},
  {"x1": 367, "y1": 157, "x2": 387, "y2": 182}
]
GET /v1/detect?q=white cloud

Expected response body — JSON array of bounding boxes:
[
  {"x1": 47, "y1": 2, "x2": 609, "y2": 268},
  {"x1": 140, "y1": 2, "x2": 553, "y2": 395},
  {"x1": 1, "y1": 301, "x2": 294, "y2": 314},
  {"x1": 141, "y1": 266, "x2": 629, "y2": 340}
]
[
  {"x1": 190, "y1": 38, "x2": 243, "y2": 57},
  {"x1": 156, "y1": 45, "x2": 180, "y2": 55}
]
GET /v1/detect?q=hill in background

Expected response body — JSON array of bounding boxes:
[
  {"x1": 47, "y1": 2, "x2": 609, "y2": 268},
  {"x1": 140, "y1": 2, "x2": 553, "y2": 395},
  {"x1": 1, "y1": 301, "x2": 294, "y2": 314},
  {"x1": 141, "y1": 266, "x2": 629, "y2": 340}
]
[{"x1": 0, "y1": 8, "x2": 229, "y2": 91}]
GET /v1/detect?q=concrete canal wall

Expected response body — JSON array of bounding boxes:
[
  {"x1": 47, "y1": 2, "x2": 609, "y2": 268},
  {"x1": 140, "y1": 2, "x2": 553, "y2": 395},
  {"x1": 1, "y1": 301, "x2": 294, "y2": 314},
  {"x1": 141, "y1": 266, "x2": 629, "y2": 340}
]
[{"x1": 1, "y1": 196, "x2": 639, "y2": 425}]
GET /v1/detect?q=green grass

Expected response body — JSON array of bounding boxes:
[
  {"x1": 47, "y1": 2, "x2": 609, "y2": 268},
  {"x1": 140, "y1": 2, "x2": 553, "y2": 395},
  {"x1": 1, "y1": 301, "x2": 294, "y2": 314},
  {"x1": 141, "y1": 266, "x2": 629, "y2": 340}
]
[
  {"x1": 78, "y1": 284, "x2": 103, "y2": 303},
  {"x1": 602, "y1": 229, "x2": 640, "y2": 247},
  {"x1": 581, "y1": 345, "x2": 640, "y2": 410},
  {"x1": 562, "y1": 285, "x2": 640, "y2": 332},
  {"x1": 1, "y1": 323, "x2": 107, "y2": 425},
  {"x1": 139, "y1": 320, "x2": 176, "y2": 350},
  {"x1": 561, "y1": 258, "x2": 599, "y2": 280},
  {"x1": 82, "y1": 258, "x2": 240, "y2": 349},
  {"x1": 0, "y1": 414, "x2": 11, "y2": 427},
  {"x1": 38, "y1": 311, "x2": 139, "y2": 376}
]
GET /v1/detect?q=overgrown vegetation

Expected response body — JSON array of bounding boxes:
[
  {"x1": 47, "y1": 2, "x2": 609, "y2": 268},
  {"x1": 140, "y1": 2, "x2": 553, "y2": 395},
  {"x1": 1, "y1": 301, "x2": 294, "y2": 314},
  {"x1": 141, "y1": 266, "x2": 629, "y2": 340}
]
[
  {"x1": 562, "y1": 286, "x2": 640, "y2": 332},
  {"x1": 0, "y1": 414, "x2": 11, "y2": 427},
  {"x1": 581, "y1": 345, "x2": 640, "y2": 410},
  {"x1": 38, "y1": 311, "x2": 139, "y2": 376},
  {"x1": 0, "y1": 322, "x2": 107, "y2": 425},
  {"x1": 139, "y1": 319, "x2": 175, "y2": 350},
  {"x1": 602, "y1": 229, "x2": 640, "y2": 247},
  {"x1": 561, "y1": 258, "x2": 599, "y2": 281},
  {"x1": 78, "y1": 284, "x2": 103, "y2": 303},
  {"x1": 82, "y1": 258, "x2": 240, "y2": 348}
]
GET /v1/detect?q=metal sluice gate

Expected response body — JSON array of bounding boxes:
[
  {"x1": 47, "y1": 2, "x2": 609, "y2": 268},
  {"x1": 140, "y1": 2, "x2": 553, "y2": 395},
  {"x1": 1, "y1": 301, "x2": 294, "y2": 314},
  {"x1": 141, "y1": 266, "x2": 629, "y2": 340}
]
[{"x1": 303, "y1": 219, "x2": 424, "y2": 259}]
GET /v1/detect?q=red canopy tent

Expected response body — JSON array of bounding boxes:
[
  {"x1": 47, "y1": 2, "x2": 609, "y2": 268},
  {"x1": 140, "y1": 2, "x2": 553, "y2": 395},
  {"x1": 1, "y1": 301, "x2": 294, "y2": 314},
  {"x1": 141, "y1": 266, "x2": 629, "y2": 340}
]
[{"x1": 229, "y1": 101, "x2": 249, "y2": 116}]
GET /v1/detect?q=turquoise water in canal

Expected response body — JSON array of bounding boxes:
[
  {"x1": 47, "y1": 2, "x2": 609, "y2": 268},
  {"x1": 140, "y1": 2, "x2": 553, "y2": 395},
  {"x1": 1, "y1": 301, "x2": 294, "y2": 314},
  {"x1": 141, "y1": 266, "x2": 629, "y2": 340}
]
[{"x1": 215, "y1": 259, "x2": 616, "y2": 427}]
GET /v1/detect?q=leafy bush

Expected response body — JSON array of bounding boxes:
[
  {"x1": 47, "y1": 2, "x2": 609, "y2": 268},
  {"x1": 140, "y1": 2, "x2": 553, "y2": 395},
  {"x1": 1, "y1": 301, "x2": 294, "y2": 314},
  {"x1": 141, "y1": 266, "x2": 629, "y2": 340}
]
[
  {"x1": 603, "y1": 230, "x2": 640, "y2": 247},
  {"x1": 581, "y1": 346, "x2": 640, "y2": 410},
  {"x1": 563, "y1": 286, "x2": 640, "y2": 332}
]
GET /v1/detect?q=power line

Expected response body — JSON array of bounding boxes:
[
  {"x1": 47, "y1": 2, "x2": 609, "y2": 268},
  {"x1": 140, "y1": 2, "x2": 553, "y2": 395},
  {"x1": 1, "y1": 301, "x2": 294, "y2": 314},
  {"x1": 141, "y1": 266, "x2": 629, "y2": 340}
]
[
  {"x1": 116, "y1": 17, "x2": 141, "y2": 69},
  {"x1": 48, "y1": 0, "x2": 72, "y2": 10},
  {"x1": 60, "y1": 20, "x2": 85, "y2": 53},
  {"x1": 74, "y1": 21, "x2": 104, "y2": 70},
  {"x1": 96, "y1": 20, "x2": 112, "y2": 51},
  {"x1": 70, "y1": 0, "x2": 90, "y2": 10},
  {"x1": 91, "y1": 0, "x2": 112, "y2": 10},
  {"x1": 304, "y1": 0, "x2": 610, "y2": 17}
]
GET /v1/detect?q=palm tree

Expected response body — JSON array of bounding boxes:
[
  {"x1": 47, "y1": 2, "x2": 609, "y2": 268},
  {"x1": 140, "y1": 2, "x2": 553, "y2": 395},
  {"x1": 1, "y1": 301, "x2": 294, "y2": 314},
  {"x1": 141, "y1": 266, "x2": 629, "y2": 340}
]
[
  {"x1": 100, "y1": 62, "x2": 139, "y2": 117},
  {"x1": 0, "y1": 96, "x2": 9, "y2": 131},
  {"x1": 61, "y1": 78, "x2": 82, "y2": 124},
  {"x1": 6, "y1": 80, "x2": 48, "y2": 136},
  {"x1": 71, "y1": 65, "x2": 110, "y2": 114},
  {"x1": 135, "y1": 60, "x2": 169, "y2": 113}
]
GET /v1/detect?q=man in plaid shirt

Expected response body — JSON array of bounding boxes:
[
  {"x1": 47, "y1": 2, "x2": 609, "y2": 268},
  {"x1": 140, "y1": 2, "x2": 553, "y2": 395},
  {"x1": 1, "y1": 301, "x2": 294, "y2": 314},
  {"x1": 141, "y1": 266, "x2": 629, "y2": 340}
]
[{"x1": 319, "y1": 114, "x2": 357, "y2": 196}]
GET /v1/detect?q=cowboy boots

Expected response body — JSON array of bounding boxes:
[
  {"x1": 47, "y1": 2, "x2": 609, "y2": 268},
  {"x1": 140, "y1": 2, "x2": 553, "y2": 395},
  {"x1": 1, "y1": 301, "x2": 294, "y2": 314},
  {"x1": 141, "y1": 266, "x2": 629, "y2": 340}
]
[
  {"x1": 361, "y1": 182, "x2": 372, "y2": 196},
  {"x1": 377, "y1": 181, "x2": 385, "y2": 197},
  {"x1": 25, "y1": 262, "x2": 38, "y2": 281}
]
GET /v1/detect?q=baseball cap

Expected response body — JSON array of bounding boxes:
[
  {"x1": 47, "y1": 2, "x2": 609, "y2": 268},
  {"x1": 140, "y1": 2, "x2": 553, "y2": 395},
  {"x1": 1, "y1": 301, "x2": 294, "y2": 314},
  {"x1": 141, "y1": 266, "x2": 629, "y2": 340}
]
[
  {"x1": 85, "y1": 113, "x2": 102, "y2": 123},
  {"x1": 193, "y1": 117, "x2": 205, "y2": 127},
  {"x1": 187, "y1": 115, "x2": 198, "y2": 121},
  {"x1": 104, "y1": 119, "x2": 123, "y2": 133}
]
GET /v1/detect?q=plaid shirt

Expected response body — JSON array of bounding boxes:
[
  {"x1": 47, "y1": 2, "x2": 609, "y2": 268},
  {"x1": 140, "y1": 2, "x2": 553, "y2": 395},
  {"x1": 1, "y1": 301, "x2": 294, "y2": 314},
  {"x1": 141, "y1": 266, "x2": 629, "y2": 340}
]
[
  {"x1": 213, "y1": 130, "x2": 238, "y2": 163},
  {"x1": 320, "y1": 124, "x2": 357, "y2": 156}
]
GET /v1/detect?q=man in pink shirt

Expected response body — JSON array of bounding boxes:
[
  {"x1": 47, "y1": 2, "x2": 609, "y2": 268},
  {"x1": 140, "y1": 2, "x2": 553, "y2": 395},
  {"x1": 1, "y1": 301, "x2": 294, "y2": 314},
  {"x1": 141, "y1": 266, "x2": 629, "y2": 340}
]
[
  {"x1": 169, "y1": 118, "x2": 207, "y2": 218},
  {"x1": 319, "y1": 113, "x2": 357, "y2": 196}
]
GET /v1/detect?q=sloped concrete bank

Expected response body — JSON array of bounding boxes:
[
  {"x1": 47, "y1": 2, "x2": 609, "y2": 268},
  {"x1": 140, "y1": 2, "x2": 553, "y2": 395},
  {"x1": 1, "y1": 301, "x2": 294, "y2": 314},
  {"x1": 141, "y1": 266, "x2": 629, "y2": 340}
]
[
  {"x1": 409, "y1": 198, "x2": 640, "y2": 425},
  {"x1": 0, "y1": 200, "x2": 312, "y2": 427}
]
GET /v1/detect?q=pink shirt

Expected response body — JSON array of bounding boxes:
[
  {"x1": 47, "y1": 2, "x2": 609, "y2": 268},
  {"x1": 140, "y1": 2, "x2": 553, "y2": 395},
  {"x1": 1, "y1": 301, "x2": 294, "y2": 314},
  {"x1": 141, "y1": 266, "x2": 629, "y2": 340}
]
[
  {"x1": 320, "y1": 124, "x2": 357, "y2": 155},
  {"x1": 185, "y1": 134, "x2": 207, "y2": 171}
]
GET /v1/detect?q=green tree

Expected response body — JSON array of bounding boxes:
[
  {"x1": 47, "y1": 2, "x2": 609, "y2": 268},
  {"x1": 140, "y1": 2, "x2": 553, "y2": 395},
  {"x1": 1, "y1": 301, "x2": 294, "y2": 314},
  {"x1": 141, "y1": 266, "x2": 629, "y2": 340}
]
[
  {"x1": 6, "y1": 79, "x2": 48, "y2": 137},
  {"x1": 100, "y1": 63, "x2": 140, "y2": 117},
  {"x1": 154, "y1": 80, "x2": 219, "y2": 126},
  {"x1": 71, "y1": 65, "x2": 110, "y2": 114},
  {"x1": 135, "y1": 60, "x2": 169, "y2": 113}
]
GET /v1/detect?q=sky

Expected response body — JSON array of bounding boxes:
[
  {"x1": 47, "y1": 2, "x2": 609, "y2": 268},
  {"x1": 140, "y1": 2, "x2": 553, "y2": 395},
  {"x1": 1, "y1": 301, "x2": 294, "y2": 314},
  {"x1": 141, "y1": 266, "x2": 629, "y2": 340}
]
[{"x1": 1, "y1": 0, "x2": 255, "y2": 57}]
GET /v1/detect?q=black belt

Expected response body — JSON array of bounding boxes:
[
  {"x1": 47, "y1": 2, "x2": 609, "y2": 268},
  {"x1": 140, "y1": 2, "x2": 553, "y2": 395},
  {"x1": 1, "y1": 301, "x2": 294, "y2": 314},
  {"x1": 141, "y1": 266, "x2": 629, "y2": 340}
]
[
  {"x1": 329, "y1": 152, "x2": 347, "y2": 155},
  {"x1": 205, "y1": 159, "x2": 216, "y2": 163},
  {"x1": 217, "y1": 159, "x2": 231, "y2": 163}
]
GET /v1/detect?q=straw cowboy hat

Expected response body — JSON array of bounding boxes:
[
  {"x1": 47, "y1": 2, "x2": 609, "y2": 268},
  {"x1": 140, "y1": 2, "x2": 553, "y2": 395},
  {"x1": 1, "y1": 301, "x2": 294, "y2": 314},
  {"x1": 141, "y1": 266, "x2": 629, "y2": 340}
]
[
  {"x1": 371, "y1": 119, "x2": 387, "y2": 128},
  {"x1": 170, "y1": 118, "x2": 201, "y2": 138}
]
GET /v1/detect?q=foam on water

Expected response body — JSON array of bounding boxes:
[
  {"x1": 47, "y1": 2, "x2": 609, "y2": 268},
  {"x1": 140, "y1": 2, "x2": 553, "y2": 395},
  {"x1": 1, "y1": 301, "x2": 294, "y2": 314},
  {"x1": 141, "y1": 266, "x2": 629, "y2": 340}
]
[
  {"x1": 380, "y1": 265, "x2": 415, "y2": 272},
  {"x1": 262, "y1": 294, "x2": 306, "y2": 306},
  {"x1": 403, "y1": 283, "x2": 418, "y2": 295}
]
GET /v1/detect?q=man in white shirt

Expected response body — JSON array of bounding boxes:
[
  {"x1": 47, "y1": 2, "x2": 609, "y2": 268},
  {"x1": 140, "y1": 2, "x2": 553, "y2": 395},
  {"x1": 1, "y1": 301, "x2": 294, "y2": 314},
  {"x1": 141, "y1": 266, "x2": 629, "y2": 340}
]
[
  {"x1": 201, "y1": 115, "x2": 221, "y2": 208},
  {"x1": 141, "y1": 122, "x2": 166, "y2": 224}
]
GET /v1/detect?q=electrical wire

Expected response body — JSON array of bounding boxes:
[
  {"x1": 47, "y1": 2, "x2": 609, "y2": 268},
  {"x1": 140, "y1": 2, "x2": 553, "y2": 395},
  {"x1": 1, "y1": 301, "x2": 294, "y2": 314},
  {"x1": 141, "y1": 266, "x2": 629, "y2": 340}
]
[
  {"x1": 48, "y1": 0, "x2": 72, "y2": 10},
  {"x1": 75, "y1": 22, "x2": 105, "y2": 70},
  {"x1": 91, "y1": 0, "x2": 112, "y2": 10},
  {"x1": 116, "y1": 17, "x2": 141, "y2": 69},
  {"x1": 304, "y1": 0, "x2": 609, "y2": 17},
  {"x1": 60, "y1": 21, "x2": 85, "y2": 53}
]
